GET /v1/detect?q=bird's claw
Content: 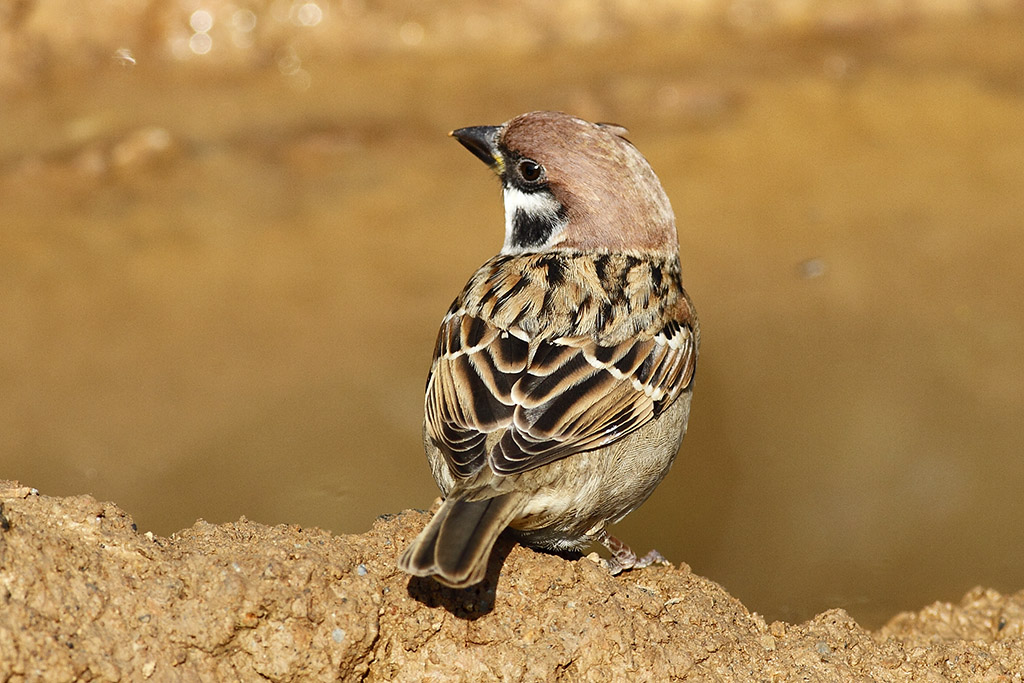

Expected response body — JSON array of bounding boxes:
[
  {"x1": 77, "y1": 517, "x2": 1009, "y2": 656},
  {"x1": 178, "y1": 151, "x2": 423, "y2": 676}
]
[{"x1": 597, "y1": 531, "x2": 670, "y2": 575}]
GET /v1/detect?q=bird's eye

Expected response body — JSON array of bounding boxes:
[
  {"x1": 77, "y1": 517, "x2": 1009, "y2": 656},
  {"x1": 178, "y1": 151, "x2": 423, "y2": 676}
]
[{"x1": 517, "y1": 159, "x2": 543, "y2": 183}]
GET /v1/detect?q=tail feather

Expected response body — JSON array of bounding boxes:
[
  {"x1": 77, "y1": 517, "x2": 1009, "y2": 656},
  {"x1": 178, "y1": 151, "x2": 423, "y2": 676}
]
[{"x1": 398, "y1": 494, "x2": 521, "y2": 588}]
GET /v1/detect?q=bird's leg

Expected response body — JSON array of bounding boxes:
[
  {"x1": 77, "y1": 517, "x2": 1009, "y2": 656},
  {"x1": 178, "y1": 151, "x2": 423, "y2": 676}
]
[{"x1": 596, "y1": 530, "x2": 670, "y2": 575}]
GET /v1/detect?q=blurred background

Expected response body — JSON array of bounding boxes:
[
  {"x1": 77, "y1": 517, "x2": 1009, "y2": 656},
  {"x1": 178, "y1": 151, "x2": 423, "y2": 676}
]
[{"x1": 2, "y1": 0, "x2": 1023, "y2": 629}]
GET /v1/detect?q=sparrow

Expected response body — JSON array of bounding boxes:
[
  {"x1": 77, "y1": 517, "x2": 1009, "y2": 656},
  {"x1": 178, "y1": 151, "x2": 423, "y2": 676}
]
[{"x1": 398, "y1": 111, "x2": 699, "y2": 588}]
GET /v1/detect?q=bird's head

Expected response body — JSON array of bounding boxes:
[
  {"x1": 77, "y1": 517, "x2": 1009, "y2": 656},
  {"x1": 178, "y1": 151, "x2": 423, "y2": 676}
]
[{"x1": 451, "y1": 111, "x2": 678, "y2": 257}]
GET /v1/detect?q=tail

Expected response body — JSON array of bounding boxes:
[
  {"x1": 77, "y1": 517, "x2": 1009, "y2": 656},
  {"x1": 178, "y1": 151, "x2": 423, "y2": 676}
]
[{"x1": 398, "y1": 493, "x2": 522, "y2": 588}]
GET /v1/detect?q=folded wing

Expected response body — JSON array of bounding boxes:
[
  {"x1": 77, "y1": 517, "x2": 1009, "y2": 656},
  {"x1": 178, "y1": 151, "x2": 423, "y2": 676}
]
[{"x1": 425, "y1": 309, "x2": 696, "y2": 479}]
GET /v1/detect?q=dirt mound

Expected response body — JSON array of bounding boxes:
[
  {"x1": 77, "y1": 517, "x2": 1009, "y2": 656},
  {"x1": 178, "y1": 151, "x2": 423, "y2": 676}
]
[{"x1": 0, "y1": 481, "x2": 1020, "y2": 681}]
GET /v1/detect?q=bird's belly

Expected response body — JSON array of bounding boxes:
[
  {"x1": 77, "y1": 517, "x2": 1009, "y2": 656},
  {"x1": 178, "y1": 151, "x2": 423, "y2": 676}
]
[{"x1": 510, "y1": 394, "x2": 691, "y2": 550}]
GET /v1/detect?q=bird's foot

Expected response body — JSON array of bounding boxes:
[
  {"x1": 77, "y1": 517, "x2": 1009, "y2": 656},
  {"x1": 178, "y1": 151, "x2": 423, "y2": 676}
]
[{"x1": 597, "y1": 531, "x2": 671, "y2": 575}]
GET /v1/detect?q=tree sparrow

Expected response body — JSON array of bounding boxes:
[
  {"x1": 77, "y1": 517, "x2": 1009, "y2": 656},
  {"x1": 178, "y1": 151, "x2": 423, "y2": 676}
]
[{"x1": 398, "y1": 111, "x2": 699, "y2": 588}]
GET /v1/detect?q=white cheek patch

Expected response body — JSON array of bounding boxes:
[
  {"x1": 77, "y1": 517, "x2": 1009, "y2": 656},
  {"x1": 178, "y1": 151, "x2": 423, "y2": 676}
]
[{"x1": 501, "y1": 186, "x2": 567, "y2": 254}]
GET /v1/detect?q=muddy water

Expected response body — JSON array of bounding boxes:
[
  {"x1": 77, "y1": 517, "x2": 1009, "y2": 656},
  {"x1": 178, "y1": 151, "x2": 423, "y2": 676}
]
[{"x1": 2, "y1": 17, "x2": 1023, "y2": 628}]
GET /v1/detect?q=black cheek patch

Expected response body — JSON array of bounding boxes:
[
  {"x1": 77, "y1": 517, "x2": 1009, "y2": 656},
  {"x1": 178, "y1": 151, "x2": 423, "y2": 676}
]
[
  {"x1": 505, "y1": 182, "x2": 568, "y2": 250},
  {"x1": 511, "y1": 208, "x2": 556, "y2": 248}
]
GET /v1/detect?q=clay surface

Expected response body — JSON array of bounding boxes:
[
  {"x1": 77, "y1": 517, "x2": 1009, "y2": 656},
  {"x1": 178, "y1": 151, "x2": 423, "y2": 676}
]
[{"x1": 0, "y1": 481, "x2": 1021, "y2": 681}]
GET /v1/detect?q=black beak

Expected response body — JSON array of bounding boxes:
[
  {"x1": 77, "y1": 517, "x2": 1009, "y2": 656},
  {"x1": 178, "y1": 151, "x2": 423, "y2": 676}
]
[{"x1": 450, "y1": 125, "x2": 502, "y2": 170}]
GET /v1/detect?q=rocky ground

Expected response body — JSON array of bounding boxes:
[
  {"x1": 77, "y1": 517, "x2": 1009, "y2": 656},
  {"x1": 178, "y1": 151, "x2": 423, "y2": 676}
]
[{"x1": 0, "y1": 481, "x2": 1021, "y2": 681}]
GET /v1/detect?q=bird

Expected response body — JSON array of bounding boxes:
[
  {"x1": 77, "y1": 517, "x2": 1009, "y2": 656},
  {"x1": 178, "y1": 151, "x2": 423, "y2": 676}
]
[{"x1": 398, "y1": 111, "x2": 699, "y2": 588}]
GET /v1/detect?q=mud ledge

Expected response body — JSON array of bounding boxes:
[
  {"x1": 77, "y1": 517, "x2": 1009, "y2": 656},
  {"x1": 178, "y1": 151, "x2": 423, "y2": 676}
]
[{"x1": 0, "y1": 481, "x2": 1021, "y2": 681}]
